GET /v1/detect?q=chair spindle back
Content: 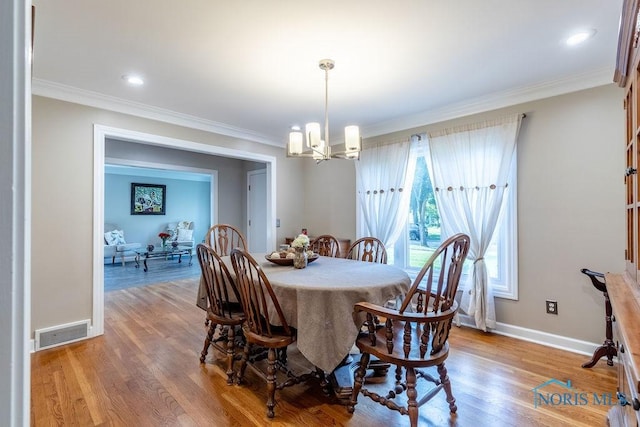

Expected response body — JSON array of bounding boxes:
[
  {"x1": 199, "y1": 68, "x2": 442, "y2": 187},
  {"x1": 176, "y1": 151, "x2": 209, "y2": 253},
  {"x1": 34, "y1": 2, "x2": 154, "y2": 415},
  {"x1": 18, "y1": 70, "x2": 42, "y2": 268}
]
[
  {"x1": 196, "y1": 244, "x2": 241, "y2": 319},
  {"x1": 310, "y1": 234, "x2": 341, "y2": 258},
  {"x1": 205, "y1": 224, "x2": 247, "y2": 256},
  {"x1": 347, "y1": 237, "x2": 387, "y2": 264},
  {"x1": 230, "y1": 248, "x2": 291, "y2": 338}
]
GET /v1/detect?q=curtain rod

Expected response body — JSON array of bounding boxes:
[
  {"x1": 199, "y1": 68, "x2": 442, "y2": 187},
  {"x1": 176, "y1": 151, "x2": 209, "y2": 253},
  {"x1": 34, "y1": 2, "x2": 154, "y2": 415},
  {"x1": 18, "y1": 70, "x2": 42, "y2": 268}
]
[{"x1": 410, "y1": 113, "x2": 527, "y2": 140}]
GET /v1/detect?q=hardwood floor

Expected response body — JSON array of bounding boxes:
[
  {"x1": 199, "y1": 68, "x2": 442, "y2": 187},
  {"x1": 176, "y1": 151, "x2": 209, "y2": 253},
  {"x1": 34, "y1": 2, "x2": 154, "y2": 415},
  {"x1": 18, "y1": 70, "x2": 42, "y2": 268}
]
[
  {"x1": 31, "y1": 278, "x2": 617, "y2": 426},
  {"x1": 104, "y1": 256, "x2": 200, "y2": 292}
]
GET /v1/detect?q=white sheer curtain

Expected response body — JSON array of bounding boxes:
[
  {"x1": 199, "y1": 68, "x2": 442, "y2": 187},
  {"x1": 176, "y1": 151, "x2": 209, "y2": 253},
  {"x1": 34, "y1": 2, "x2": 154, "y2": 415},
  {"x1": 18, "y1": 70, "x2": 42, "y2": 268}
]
[
  {"x1": 427, "y1": 114, "x2": 522, "y2": 331},
  {"x1": 355, "y1": 139, "x2": 415, "y2": 248}
]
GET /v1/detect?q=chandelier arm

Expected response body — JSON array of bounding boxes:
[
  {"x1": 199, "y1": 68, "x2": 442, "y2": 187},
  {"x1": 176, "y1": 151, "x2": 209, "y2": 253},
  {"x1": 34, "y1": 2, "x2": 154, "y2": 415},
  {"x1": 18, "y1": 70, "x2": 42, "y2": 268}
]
[{"x1": 324, "y1": 65, "x2": 330, "y2": 152}]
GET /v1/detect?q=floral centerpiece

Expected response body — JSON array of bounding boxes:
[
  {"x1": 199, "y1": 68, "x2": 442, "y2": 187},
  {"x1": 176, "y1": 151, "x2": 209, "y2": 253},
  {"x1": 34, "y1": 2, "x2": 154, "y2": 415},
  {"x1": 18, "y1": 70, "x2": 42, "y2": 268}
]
[
  {"x1": 291, "y1": 234, "x2": 310, "y2": 249},
  {"x1": 291, "y1": 234, "x2": 310, "y2": 269},
  {"x1": 158, "y1": 232, "x2": 171, "y2": 248}
]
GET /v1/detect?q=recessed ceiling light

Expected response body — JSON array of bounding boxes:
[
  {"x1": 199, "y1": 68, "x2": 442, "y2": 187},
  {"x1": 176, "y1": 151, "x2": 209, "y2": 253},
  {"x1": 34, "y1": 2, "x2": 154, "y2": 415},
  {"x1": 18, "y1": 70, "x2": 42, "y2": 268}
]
[
  {"x1": 566, "y1": 29, "x2": 597, "y2": 46},
  {"x1": 122, "y1": 74, "x2": 144, "y2": 86}
]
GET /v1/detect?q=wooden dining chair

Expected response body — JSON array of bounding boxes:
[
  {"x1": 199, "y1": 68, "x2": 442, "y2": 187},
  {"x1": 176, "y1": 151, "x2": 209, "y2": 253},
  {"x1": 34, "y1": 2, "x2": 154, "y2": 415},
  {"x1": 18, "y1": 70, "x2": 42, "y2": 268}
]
[
  {"x1": 347, "y1": 233, "x2": 471, "y2": 427},
  {"x1": 196, "y1": 244, "x2": 245, "y2": 384},
  {"x1": 204, "y1": 224, "x2": 247, "y2": 256},
  {"x1": 310, "y1": 234, "x2": 341, "y2": 257},
  {"x1": 346, "y1": 237, "x2": 387, "y2": 264},
  {"x1": 230, "y1": 248, "x2": 319, "y2": 418}
]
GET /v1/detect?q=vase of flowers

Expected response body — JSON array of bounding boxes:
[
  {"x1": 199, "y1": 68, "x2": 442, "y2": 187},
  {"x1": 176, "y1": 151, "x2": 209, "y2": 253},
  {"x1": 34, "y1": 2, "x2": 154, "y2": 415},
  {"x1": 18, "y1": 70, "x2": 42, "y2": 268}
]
[
  {"x1": 158, "y1": 232, "x2": 171, "y2": 249},
  {"x1": 291, "y1": 234, "x2": 310, "y2": 269}
]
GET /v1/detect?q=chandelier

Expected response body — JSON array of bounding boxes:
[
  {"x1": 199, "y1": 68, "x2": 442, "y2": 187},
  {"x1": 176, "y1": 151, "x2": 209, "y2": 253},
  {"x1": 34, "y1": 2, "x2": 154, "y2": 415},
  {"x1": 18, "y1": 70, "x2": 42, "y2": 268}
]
[{"x1": 286, "y1": 59, "x2": 361, "y2": 162}]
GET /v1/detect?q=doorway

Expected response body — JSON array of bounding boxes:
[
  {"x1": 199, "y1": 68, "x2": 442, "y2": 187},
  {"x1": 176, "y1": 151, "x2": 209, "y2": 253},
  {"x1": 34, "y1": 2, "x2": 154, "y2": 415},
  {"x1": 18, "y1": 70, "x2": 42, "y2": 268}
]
[
  {"x1": 247, "y1": 169, "x2": 267, "y2": 252},
  {"x1": 92, "y1": 124, "x2": 277, "y2": 336}
]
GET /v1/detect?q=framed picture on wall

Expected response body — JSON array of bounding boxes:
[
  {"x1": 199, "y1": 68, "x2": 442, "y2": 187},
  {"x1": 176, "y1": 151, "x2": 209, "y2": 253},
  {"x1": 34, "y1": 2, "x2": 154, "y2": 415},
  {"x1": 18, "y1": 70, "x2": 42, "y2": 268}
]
[{"x1": 131, "y1": 183, "x2": 166, "y2": 215}]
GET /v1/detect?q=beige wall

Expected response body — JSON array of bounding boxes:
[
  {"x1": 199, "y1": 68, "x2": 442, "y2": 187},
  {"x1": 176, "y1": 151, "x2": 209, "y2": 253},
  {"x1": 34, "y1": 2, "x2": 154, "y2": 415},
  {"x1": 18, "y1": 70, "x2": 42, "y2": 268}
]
[
  {"x1": 31, "y1": 95, "x2": 306, "y2": 333},
  {"x1": 306, "y1": 84, "x2": 625, "y2": 344},
  {"x1": 32, "y1": 83, "x2": 625, "y2": 346}
]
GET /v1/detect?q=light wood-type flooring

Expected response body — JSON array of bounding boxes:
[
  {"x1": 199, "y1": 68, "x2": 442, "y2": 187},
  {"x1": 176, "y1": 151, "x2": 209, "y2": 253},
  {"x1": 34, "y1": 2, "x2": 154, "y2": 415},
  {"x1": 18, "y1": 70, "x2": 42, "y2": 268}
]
[{"x1": 31, "y1": 278, "x2": 617, "y2": 426}]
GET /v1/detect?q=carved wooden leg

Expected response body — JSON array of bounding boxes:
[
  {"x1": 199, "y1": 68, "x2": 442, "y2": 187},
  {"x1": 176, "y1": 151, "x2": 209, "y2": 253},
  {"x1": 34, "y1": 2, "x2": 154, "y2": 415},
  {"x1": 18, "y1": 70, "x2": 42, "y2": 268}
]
[
  {"x1": 266, "y1": 348, "x2": 277, "y2": 418},
  {"x1": 438, "y1": 362, "x2": 457, "y2": 413},
  {"x1": 395, "y1": 364, "x2": 403, "y2": 384},
  {"x1": 200, "y1": 322, "x2": 216, "y2": 363},
  {"x1": 316, "y1": 367, "x2": 331, "y2": 396},
  {"x1": 236, "y1": 342, "x2": 250, "y2": 385},
  {"x1": 225, "y1": 326, "x2": 235, "y2": 385},
  {"x1": 406, "y1": 366, "x2": 418, "y2": 427},
  {"x1": 277, "y1": 347, "x2": 288, "y2": 366},
  {"x1": 348, "y1": 352, "x2": 370, "y2": 414}
]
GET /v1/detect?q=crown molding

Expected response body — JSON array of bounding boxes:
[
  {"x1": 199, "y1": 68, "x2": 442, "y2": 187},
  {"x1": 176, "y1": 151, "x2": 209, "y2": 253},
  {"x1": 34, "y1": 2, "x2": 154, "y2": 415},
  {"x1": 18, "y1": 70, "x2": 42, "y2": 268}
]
[
  {"x1": 34, "y1": 66, "x2": 616, "y2": 147},
  {"x1": 31, "y1": 78, "x2": 282, "y2": 147},
  {"x1": 362, "y1": 66, "x2": 616, "y2": 138}
]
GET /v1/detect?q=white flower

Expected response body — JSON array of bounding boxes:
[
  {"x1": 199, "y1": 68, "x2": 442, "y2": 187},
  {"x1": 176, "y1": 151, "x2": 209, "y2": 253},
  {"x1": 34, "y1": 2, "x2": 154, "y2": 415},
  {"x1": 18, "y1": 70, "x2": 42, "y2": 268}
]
[{"x1": 291, "y1": 234, "x2": 310, "y2": 248}]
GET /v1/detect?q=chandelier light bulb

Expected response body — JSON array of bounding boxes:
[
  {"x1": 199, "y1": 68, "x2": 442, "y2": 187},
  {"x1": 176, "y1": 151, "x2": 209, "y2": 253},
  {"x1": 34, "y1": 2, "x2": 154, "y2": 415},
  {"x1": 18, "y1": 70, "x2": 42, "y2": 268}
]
[
  {"x1": 288, "y1": 131, "x2": 303, "y2": 155},
  {"x1": 306, "y1": 122, "x2": 321, "y2": 148}
]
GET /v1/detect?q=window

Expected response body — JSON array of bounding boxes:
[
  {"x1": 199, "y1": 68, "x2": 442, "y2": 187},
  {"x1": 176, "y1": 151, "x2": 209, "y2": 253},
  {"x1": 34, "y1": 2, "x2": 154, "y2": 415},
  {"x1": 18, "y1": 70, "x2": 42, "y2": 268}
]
[{"x1": 379, "y1": 147, "x2": 518, "y2": 300}]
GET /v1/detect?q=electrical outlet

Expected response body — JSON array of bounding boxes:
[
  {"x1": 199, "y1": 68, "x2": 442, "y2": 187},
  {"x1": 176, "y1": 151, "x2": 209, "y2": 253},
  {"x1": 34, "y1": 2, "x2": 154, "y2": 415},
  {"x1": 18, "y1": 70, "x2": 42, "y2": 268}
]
[{"x1": 546, "y1": 300, "x2": 558, "y2": 315}]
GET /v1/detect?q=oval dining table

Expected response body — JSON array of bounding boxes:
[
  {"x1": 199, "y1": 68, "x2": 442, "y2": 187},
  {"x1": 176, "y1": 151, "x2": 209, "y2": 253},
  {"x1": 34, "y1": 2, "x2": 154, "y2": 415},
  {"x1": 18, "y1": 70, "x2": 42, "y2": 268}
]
[{"x1": 196, "y1": 253, "x2": 411, "y2": 398}]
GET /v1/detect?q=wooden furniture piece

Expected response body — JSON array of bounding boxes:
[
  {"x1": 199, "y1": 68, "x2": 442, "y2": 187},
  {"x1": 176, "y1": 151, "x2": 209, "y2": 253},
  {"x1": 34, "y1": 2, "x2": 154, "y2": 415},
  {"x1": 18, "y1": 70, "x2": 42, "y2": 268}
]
[
  {"x1": 347, "y1": 233, "x2": 470, "y2": 427},
  {"x1": 196, "y1": 244, "x2": 245, "y2": 384},
  {"x1": 309, "y1": 234, "x2": 341, "y2": 257},
  {"x1": 229, "y1": 248, "x2": 320, "y2": 418},
  {"x1": 205, "y1": 224, "x2": 247, "y2": 256},
  {"x1": 346, "y1": 236, "x2": 387, "y2": 264},
  {"x1": 580, "y1": 269, "x2": 617, "y2": 368},
  {"x1": 612, "y1": 3, "x2": 640, "y2": 425},
  {"x1": 133, "y1": 245, "x2": 192, "y2": 272},
  {"x1": 604, "y1": 274, "x2": 640, "y2": 426},
  {"x1": 285, "y1": 235, "x2": 350, "y2": 257}
]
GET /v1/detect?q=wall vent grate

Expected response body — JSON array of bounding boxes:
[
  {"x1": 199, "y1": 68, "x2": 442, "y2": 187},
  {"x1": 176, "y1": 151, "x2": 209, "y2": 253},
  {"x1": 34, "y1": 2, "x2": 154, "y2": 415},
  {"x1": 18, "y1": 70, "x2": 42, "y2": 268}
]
[{"x1": 35, "y1": 320, "x2": 91, "y2": 351}]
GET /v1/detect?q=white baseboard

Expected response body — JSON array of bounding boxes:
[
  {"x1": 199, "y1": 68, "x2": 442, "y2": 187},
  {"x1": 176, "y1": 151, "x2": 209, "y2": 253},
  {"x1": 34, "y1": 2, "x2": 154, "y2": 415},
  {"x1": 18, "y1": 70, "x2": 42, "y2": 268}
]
[
  {"x1": 28, "y1": 314, "x2": 600, "y2": 358},
  {"x1": 456, "y1": 313, "x2": 601, "y2": 358}
]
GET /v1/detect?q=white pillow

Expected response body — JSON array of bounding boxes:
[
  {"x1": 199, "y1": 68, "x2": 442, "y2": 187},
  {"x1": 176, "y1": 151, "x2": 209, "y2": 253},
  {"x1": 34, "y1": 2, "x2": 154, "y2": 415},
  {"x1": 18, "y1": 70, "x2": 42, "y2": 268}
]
[
  {"x1": 104, "y1": 229, "x2": 126, "y2": 246},
  {"x1": 176, "y1": 228, "x2": 193, "y2": 242},
  {"x1": 177, "y1": 220, "x2": 192, "y2": 230}
]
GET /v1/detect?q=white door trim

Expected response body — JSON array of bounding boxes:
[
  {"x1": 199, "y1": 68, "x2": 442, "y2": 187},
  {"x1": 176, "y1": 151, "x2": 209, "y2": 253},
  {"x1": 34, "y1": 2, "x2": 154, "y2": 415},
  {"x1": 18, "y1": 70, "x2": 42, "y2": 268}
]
[
  {"x1": 92, "y1": 124, "x2": 276, "y2": 336},
  {"x1": 2, "y1": 1, "x2": 31, "y2": 425}
]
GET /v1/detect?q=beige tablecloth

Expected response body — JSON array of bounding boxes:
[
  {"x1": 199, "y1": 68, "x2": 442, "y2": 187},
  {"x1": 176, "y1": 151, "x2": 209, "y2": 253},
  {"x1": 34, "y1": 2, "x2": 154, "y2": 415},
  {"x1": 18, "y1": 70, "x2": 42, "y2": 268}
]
[{"x1": 196, "y1": 253, "x2": 411, "y2": 373}]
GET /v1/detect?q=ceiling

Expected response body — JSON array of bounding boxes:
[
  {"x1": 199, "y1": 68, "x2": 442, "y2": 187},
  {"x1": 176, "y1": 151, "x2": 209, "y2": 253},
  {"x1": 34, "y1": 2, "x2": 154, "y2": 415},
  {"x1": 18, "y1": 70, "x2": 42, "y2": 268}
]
[{"x1": 32, "y1": 1, "x2": 623, "y2": 147}]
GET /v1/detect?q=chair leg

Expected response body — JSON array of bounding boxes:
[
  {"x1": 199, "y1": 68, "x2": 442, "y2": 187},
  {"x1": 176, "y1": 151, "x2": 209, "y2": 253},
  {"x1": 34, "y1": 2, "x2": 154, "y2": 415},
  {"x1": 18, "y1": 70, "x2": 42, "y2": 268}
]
[
  {"x1": 225, "y1": 326, "x2": 235, "y2": 385},
  {"x1": 395, "y1": 364, "x2": 403, "y2": 383},
  {"x1": 316, "y1": 367, "x2": 331, "y2": 396},
  {"x1": 406, "y1": 367, "x2": 418, "y2": 427},
  {"x1": 200, "y1": 322, "x2": 216, "y2": 363},
  {"x1": 347, "y1": 352, "x2": 370, "y2": 413},
  {"x1": 438, "y1": 362, "x2": 457, "y2": 413},
  {"x1": 266, "y1": 348, "x2": 277, "y2": 418},
  {"x1": 236, "y1": 342, "x2": 250, "y2": 385}
]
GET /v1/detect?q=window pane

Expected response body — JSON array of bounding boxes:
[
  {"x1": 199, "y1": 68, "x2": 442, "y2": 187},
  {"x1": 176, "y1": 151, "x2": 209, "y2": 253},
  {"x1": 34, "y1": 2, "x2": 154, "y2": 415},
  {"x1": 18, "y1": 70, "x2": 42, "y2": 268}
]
[{"x1": 408, "y1": 156, "x2": 440, "y2": 269}]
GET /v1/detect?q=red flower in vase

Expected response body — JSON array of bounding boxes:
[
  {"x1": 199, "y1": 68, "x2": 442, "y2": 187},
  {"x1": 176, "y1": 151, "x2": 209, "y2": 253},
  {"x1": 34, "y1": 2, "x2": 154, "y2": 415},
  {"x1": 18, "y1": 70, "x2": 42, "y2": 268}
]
[{"x1": 158, "y1": 232, "x2": 171, "y2": 246}]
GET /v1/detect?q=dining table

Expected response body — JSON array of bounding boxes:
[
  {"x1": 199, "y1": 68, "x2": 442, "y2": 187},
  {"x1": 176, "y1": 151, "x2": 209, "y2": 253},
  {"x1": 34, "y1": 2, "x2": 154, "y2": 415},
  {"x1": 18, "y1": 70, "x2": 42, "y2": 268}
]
[{"x1": 196, "y1": 252, "x2": 411, "y2": 398}]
